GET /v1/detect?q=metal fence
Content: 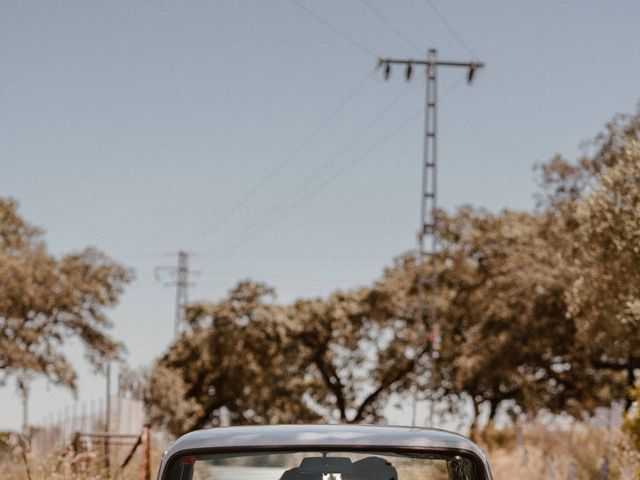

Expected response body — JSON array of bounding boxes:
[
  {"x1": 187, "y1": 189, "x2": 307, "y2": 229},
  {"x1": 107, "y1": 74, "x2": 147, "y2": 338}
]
[{"x1": 29, "y1": 395, "x2": 144, "y2": 455}]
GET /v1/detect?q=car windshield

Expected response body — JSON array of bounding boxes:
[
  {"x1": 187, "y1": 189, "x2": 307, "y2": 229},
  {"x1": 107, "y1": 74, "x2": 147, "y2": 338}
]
[{"x1": 165, "y1": 450, "x2": 486, "y2": 480}]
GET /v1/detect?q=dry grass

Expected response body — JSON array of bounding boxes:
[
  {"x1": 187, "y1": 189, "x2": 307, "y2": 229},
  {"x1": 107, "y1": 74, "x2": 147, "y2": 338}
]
[
  {"x1": 485, "y1": 422, "x2": 640, "y2": 480},
  {"x1": 1, "y1": 424, "x2": 638, "y2": 480},
  {"x1": 0, "y1": 436, "x2": 163, "y2": 480}
]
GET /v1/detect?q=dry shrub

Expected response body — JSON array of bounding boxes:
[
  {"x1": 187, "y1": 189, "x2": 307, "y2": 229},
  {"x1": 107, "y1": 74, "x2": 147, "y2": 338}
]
[
  {"x1": 486, "y1": 421, "x2": 640, "y2": 480},
  {"x1": 0, "y1": 435, "x2": 164, "y2": 480}
]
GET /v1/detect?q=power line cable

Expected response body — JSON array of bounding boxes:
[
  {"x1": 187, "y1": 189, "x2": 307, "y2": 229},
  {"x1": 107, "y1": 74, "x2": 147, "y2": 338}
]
[
  {"x1": 209, "y1": 77, "x2": 469, "y2": 259},
  {"x1": 272, "y1": 83, "x2": 416, "y2": 200},
  {"x1": 213, "y1": 108, "x2": 423, "y2": 259},
  {"x1": 201, "y1": 82, "x2": 416, "y2": 256},
  {"x1": 424, "y1": 0, "x2": 477, "y2": 57},
  {"x1": 188, "y1": 68, "x2": 376, "y2": 248},
  {"x1": 197, "y1": 251, "x2": 384, "y2": 261},
  {"x1": 360, "y1": 0, "x2": 423, "y2": 54},
  {"x1": 291, "y1": 0, "x2": 378, "y2": 57}
]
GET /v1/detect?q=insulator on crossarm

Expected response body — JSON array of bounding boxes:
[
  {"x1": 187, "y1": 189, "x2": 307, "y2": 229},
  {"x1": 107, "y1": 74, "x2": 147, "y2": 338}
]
[
  {"x1": 406, "y1": 63, "x2": 412, "y2": 81},
  {"x1": 467, "y1": 66, "x2": 476, "y2": 84},
  {"x1": 384, "y1": 63, "x2": 391, "y2": 80}
]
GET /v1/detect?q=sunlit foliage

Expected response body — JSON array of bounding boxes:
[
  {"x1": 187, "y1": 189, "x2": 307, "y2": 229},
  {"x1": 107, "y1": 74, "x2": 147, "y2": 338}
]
[{"x1": 0, "y1": 198, "x2": 132, "y2": 391}]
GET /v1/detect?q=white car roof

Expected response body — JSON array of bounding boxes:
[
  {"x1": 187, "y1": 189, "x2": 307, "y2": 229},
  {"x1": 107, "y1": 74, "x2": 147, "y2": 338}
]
[{"x1": 159, "y1": 424, "x2": 490, "y2": 476}]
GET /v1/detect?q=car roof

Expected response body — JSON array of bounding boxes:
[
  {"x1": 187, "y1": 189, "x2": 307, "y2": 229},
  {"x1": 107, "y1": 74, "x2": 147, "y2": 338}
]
[{"x1": 160, "y1": 424, "x2": 489, "y2": 475}]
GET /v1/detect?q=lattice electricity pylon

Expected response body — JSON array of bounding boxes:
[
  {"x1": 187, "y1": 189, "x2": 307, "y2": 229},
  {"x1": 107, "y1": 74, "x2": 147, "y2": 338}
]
[
  {"x1": 418, "y1": 49, "x2": 439, "y2": 349},
  {"x1": 380, "y1": 48, "x2": 483, "y2": 342},
  {"x1": 380, "y1": 48, "x2": 484, "y2": 425},
  {"x1": 155, "y1": 250, "x2": 199, "y2": 336}
]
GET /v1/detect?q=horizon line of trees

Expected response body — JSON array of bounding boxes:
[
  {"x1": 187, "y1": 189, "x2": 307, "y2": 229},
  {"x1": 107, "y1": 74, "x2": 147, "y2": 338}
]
[
  {"x1": 2, "y1": 105, "x2": 639, "y2": 447},
  {"x1": 146, "y1": 107, "x2": 640, "y2": 440}
]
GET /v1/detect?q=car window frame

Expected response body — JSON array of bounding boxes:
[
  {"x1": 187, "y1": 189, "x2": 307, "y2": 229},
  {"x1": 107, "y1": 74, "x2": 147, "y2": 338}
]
[{"x1": 159, "y1": 444, "x2": 491, "y2": 480}]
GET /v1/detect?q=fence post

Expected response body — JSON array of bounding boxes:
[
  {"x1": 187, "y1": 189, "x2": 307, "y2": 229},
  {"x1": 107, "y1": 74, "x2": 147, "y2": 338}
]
[
  {"x1": 598, "y1": 459, "x2": 609, "y2": 480},
  {"x1": 139, "y1": 424, "x2": 151, "y2": 480},
  {"x1": 105, "y1": 363, "x2": 111, "y2": 478},
  {"x1": 547, "y1": 455, "x2": 556, "y2": 480}
]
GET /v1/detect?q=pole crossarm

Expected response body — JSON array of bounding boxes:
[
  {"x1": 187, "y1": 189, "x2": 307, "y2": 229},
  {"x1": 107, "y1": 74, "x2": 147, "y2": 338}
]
[
  {"x1": 379, "y1": 57, "x2": 484, "y2": 69},
  {"x1": 378, "y1": 53, "x2": 484, "y2": 83}
]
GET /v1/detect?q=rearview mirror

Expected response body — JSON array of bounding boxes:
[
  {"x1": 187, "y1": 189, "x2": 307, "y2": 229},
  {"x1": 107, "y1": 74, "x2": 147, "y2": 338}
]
[{"x1": 298, "y1": 457, "x2": 354, "y2": 474}]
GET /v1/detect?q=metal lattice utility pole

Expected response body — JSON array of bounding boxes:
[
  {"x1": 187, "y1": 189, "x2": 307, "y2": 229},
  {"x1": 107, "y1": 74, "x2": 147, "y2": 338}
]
[
  {"x1": 155, "y1": 251, "x2": 196, "y2": 336},
  {"x1": 104, "y1": 362, "x2": 111, "y2": 477},
  {"x1": 174, "y1": 251, "x2": 189, "y2": 335},
  {"x1": 380, "y1": 48, "x2": 484, "y2": 426}
]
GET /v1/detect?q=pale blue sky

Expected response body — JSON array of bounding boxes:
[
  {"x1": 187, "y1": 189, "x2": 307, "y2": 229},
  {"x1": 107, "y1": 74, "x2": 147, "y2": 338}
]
[{"x1": 1, "y1": 1, "x2": 639, "y2": 429}]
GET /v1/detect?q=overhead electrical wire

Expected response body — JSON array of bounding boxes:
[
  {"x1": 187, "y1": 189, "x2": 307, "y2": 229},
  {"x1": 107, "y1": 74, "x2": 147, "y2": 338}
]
[
  {"x1": 359, "y1": 0, "x2": 423, "y2": 54},
  {"x1": 208, "y1": 77, "x2": 470, "y2": 259},
  {"x1": 188, "y1": 2, "x2": 381, "y2": 250},
  {"x1": 212, "y1": 108, "x2": 424, "y2": 259},
  {"x1": 290, "y1": 0, "x2": 378, "y2": 57},
  {"x1": 188, "y1": 68, "x2": 377, "y2": 248},
  {"x1": 270, "y1": 82, "x2": 417, "y2": 201},
  {"x1": 198, "y1": 251, "x2": 384, "y2": 261},
  {"x1": 200, "y1": 82, "x2": 417, "y2": 257},
  {"x1": 424, "y1": 0, "x2": 477, "y2": 58}
]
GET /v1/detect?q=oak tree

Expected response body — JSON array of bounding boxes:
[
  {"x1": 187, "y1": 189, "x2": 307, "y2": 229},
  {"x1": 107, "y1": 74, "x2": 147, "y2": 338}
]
[{"x1": 0, "y1": 197, "x2": 131, "y2": 391}]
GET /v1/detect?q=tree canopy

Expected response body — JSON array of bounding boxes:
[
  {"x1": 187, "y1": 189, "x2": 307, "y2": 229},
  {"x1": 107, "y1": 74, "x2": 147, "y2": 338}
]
[
  {"x1": 148, "y1": 106, "x2": 640, "y2": 437},
  {"x1": 148, "y1": 276, "x2": 432, "y2": 434},
  {"x1": 0, "y1": 197, "x2": 132, "y2": 391}
]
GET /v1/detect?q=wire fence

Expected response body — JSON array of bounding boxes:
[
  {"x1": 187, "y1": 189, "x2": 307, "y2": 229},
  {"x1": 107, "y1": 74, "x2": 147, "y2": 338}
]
[
  {"x1": 28, "y1": 395, "x2": 144, "y2": 455},
  {"x1": 2, "y1": 394, "x2": 149, "y2": 480}
]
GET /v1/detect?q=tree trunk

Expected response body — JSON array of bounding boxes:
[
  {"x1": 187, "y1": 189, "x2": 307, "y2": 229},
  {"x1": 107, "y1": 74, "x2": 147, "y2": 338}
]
[
  {"x1": 625, "y1": 365, "x2": 636, "y2": 411},
  {"x1": 468, "y1": 400, "x2": 481, "y2": 442},
  {"x1": 481, "y1": 402, "x2": 499, "y2": 452}
]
